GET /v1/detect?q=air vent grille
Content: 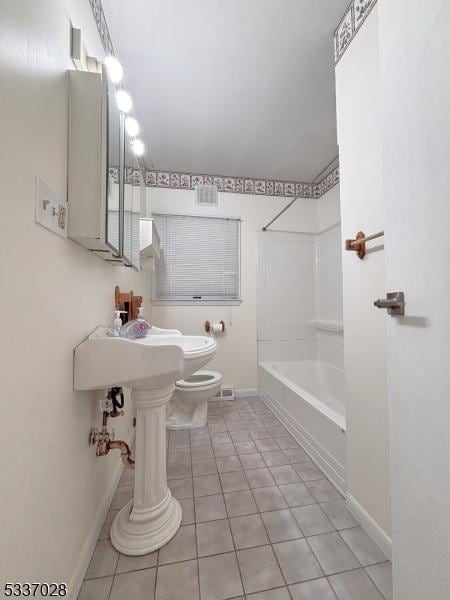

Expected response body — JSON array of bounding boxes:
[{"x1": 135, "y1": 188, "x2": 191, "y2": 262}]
[
  {"x1": 196, "y1": 184, "x2": 218, "y2": 207},
  {"x1": 212, "y1": 387, "x2": 235, "y2": 401}
]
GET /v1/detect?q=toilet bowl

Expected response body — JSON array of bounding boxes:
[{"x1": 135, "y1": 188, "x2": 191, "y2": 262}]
[{"x1": 167, "y1": 370, "x2": 222, "y2": 430}]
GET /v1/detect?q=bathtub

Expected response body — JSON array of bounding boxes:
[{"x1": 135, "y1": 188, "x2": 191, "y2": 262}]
[{"x1": 258, "y1": 360, "x2": 346, "y2": 493}]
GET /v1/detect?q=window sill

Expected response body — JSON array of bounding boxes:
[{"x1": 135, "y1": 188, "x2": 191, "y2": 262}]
[{"x1": 152, "y1": 299, "x2": 242, "y2": 306}]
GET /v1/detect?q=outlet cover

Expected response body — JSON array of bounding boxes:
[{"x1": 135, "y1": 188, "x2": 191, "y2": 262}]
[{"x1": 35, "y1": 176, "x2": 68, "y2": 239}]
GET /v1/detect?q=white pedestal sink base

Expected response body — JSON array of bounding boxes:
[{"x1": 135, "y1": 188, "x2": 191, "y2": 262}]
[
  {"x1": 74, "y1": 328, "x2": 218, "y2": 555},
  {"x1": 110, "y1": 384, "x2": 181, "y2": 556},
  {"x1": 166, "y1": 400, "x2": 208, "y2": 430},
  {"x1": 111, "y1": 493, "x2": 181, "y2": 555}
]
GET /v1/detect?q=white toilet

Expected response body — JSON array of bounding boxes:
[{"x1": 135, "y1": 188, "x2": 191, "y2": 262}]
[{"x1": 167, "y1": 370, "x2": 222, "y2": 429}]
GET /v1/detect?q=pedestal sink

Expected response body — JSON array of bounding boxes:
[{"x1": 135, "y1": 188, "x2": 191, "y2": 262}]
[{"x1": 74, "y1": 327, "x2": 217, "y2": 555}]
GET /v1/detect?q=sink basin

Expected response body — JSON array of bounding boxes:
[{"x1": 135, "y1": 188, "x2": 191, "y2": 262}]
[
  {"x1": 136, "y1": 334, "x2": 217, "y2": 380},
  {"x1": 74, "y1": 327, "x2": 216, "y2": 390},
  {"x1": 73, "y1": 325, "x2": 217, "y2": 556},
  {"x1": 74, "y1": 328, "x2": 183, "y2": 391}
]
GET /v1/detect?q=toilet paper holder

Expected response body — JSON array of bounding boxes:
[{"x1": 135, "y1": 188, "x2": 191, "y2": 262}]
[{"x1": 205, "y1": 320, "x2": 225, "y2": 333}]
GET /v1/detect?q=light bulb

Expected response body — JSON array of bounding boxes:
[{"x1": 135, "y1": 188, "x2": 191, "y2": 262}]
[
  {"x1": 115, "y1": 90, "x2": 132, "y2": 113},
  {"x1": 104, "y1": 56, "x2": 123, "y2": 83},
  {"x1": 125, "y1": 117, "x2": 140, "y2": 137},
  {"x1": 132, "y1": 138, "x2": 145, "y2": 156}
]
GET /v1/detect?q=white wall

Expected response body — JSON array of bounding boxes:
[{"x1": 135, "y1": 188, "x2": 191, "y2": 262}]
[
  {"x1": 0, "y1": 0, "x2": 146, "y2": 594},
  {"x1": 147, "y1": 187, "x2": 318, "y2": 392},
  {"x1": 335, "y1": 5, "x2": 391, "y2": 539},
  {"x1": 379, "y1": 0, "x2": 450, "y2": 597}
]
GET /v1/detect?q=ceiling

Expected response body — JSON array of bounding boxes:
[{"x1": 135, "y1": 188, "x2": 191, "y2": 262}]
[{"x1": 102, "y1": 0, "x2": 348, "y2": 182}]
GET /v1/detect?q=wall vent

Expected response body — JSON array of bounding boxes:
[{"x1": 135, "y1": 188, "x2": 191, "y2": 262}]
[
  {"x1": 212, "y1": 387, "x2": 235, "y2": 401},
  {"x1": 195, "y1": 184, "x2": 218, "y2": 207}
]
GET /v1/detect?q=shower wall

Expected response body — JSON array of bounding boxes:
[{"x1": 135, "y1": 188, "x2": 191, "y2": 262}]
[
  {"x1": 257, "y1": 231, "x2": 317, "y2": 362},
  {"x1": 315, "y1": 224, "x2": 344, "y2": 369},
  {"x1": 257, "y1": 188, "x2": 343, "y2": 368},
  {"x1": 316, "y1": 225, "x2": 343, "y2": 322}
]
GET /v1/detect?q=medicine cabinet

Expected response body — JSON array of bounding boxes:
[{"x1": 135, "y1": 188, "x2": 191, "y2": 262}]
[{"x1": 68, "y1": 66, "x2": 142, "y2": 269}]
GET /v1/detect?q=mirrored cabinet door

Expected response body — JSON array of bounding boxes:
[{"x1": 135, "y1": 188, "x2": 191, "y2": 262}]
[
  {"x1": 122, "y1": 130, "x2": 140, "y2": 269},
  {"x1": 122, "y1": 128, "x2": 133, "y2": 266},
  {"x1": 131, "y1": 159, "x2": 142, "y2": 269},
  {"x1": 106, "y1": 77, "x2": 121, "y2": 255},
  {"x1": 68, "y1": 68, "x2": 141, "y2": 268},
  {"x1": 132, "y1": 157, "x2": 145, "y2": 269}
]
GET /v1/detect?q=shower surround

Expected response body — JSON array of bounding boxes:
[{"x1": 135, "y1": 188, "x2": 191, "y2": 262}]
[{"x1": 257, "y1": 220, "x2": 345, "y2": 492}]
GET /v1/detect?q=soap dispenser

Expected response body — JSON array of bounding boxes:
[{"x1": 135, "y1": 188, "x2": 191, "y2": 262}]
[
  {"x1": 135, "y1": 307, "x2": 151, "y2": 338},
  {"x1": 121, "y1": 307, "x2": 151, "y2": 339},
  {"x1": 112, "y1": 310, "x2": 126, "y2": 337}
]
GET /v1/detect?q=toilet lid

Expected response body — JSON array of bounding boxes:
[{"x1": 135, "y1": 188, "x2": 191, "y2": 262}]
[{"x1": 176, "y1": 370, "x2": 222, "y2": 388}]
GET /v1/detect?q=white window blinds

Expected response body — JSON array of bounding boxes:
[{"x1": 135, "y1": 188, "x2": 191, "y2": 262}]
[{"x1": 153, "y1": 213, "x2": 241, "y2": 302}]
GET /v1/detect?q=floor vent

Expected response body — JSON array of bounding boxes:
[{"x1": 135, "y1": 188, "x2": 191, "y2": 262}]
[
  {"x1": 195, "y1": 184, "x2": 218, "y2": 207},
  {"x1": 212, "y1": 387, "x2": 235, "y2": 401}
]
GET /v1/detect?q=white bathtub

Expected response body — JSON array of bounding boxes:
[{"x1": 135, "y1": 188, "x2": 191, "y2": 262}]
[{"x1": 258, "y1": 360, "x2": 346, "y2": 493}]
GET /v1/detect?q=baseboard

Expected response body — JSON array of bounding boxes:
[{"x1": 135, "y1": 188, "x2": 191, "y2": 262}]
[
  {"x1": 69, "y1": 427, "x2": 136, "y2": 600},
  {"x1": 260, "y1": 388, "x2": 346, "y2": 495},
  {"x1": 235, "y1": 388, "x2": 259, "y2": 398},
  {"x1": 346, "y1": 493, "x2": 392, "y2": 561}
]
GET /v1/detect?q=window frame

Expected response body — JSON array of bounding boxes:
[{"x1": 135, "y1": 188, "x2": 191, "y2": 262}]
[{"x1": 152, "y1": 212, "x2": 242, "y2": 306}]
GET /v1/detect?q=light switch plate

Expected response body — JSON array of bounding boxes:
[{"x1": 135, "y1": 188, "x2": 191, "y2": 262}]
[{"x1": 35, "y1": 176, "x2": 68, "y2": 239}]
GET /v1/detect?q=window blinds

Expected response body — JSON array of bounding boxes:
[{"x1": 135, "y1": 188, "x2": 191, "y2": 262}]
[{"x1": 154, "y1": 213, "x2": 240, "y2": 301}]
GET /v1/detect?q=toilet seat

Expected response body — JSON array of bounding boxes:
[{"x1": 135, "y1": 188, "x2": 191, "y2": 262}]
[{"x1": 176, "y1": 370, "x2": 222, "y2": 389}]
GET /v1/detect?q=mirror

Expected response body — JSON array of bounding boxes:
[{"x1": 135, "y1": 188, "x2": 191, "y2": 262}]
[
  {"x1": 68, "y1": 67, "x2": 141, "y2": 268},
  {"x1": 122, "y1": 131, "x2": 141, "y2": 269},
  {"x1": 131, "y1": 165, "x2": 142, "y2": 268},
  {"x1": 106, "y1": 77, "x2": 121, "y2": 254}
]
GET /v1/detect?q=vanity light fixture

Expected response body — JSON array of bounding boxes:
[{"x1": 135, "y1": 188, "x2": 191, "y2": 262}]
[
  {"x1": 104, "y1": 56, "x2": 123, "y2": 83},
  {"x1": 115, "y1": 89, "x2": 132, "y2": 113},
  {"x1": 132, "y1": 138, "x2": 145, "y2": 156},
  {"x1": 125, "y1": 117, "x2": 140, "y2": 137}
]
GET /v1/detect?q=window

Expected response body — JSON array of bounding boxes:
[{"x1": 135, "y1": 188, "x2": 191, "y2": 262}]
[{"x1": 153, "y1": 213, "x2": 241, "y2": 304}]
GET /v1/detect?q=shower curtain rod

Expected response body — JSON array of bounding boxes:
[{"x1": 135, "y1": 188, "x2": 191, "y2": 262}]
[
  {"x1": 262, "y1": 195, "x2": 300, "y2": 231},
  {"x1": 262, "y1": 155, "x2": 340, "y2": 232}
]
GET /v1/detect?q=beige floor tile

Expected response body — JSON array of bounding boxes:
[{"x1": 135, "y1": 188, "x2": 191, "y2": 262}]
[
  {"x1": 155, "y1": 559, "x2": 199, "y2": 600},
  {"x1": 109, "y1": 568, "x2": 156, "y2": 600},
  {"x1": 199, "y1": 552, "x2": 243, "y2": 600}
]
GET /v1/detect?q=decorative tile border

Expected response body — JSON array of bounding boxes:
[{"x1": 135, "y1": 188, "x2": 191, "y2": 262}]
[
  {"x1": 314, "y1": 166, "x2": 340, "y2": 198},
  {"x1": 89, "y1": 0, "x2": 115, "y2": 56},
  {"x1": 334, "y1": 0, "x2": 378, "y2": 64},
  {"x1": 145, "y1": 171, "x2": 315, "y2": 198},
  {"x1": 109, "y1": 166, "x2": 340, "y2": 199}
]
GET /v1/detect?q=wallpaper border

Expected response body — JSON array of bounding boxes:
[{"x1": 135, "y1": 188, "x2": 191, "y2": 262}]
[{"x1": 334, "y1": 0, "x2": 378, "y2": 64}]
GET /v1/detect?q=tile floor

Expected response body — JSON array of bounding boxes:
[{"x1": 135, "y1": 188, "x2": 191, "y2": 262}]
[{"x1": 78, "y1": 397, "x2": 393, "y2": 600}]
